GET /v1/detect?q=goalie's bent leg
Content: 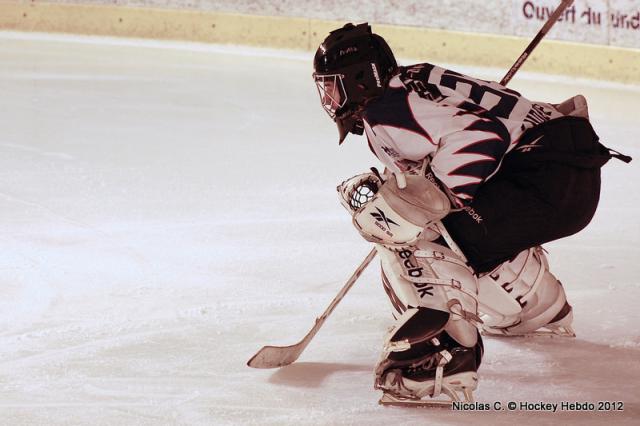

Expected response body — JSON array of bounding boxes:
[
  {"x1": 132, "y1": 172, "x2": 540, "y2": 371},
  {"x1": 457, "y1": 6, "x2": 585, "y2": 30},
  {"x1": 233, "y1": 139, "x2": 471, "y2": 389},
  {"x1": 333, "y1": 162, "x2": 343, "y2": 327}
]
[
  {"x1": 375, "y1": 242, "x2": 483, "y2": 406},
  {"x1": 477, "y1": 247, "x2": 575, "y2": 337}
]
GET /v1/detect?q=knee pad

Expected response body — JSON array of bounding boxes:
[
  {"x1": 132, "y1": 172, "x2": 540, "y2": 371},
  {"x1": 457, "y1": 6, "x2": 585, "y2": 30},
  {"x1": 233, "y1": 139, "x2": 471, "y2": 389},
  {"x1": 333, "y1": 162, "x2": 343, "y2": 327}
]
[
  {"x1": 377, "y1": 242, "x2": 480, "y2": 347},
  {"x1": 477, "y1": 247, "x2": 573, "y2": 335}
]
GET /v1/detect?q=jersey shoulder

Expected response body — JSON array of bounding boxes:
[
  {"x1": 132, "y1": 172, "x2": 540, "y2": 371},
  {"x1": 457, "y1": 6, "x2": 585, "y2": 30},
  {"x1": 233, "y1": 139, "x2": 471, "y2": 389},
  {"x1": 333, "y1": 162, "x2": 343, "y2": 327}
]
[{"x1": 363, "y1": 86, "x2": 434, "y2": 143}]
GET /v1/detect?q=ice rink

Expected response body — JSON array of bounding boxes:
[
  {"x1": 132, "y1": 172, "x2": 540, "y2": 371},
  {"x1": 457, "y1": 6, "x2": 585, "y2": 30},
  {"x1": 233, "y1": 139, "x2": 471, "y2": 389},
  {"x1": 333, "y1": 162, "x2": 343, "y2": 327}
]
[{"x1": 0, "y1": 32, "x2": 638, "y2": 425}]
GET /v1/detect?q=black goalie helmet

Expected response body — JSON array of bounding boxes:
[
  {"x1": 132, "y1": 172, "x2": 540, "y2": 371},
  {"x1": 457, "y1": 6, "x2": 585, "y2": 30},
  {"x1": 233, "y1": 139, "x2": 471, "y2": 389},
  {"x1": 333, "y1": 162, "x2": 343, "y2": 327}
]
[{"x1": 313, "y1": 23, "x2": 398, "y2": 144}]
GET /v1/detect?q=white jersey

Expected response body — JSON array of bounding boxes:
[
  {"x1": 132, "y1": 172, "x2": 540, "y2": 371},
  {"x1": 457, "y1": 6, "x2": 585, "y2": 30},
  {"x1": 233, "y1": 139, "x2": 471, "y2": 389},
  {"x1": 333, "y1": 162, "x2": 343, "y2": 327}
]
[{"x1": 362, "y1": 63, "x2": 563, "y2": 206}]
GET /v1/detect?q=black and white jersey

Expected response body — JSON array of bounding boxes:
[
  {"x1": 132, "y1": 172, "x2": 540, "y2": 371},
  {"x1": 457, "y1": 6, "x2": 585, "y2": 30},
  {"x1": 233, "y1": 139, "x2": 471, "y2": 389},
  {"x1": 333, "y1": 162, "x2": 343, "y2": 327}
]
[{"x1": 362, "y1": 63, "x2": 563, "y2": 206}]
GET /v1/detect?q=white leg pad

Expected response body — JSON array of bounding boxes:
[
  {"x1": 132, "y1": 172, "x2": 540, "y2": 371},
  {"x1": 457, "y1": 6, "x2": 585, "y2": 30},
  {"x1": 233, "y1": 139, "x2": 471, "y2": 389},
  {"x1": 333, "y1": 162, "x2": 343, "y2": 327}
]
[
  {"x1": 377, "y1": 242, "x2": 480, "y2": 347},
  {"x1": 478, "y1": 247, "x2": 573, "y2": 336}
]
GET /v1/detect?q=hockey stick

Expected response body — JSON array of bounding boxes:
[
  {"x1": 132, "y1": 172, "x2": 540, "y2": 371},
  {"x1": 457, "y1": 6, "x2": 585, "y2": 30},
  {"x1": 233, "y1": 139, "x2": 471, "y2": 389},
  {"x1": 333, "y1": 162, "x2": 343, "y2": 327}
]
[
  {"x1": 500, "y1": 0, "x2": 574, "y2": 85},
  {"x1": 247, "y1": 247, "x2": 378, "y2": 368}
]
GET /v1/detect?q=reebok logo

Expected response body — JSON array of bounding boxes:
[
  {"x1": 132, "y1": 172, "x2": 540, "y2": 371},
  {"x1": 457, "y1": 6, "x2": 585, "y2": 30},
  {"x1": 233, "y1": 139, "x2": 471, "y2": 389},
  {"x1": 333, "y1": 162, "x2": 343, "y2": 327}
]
[
  {"x1": 413, "y1": 282, "x2": 435, "y2": 298},
  {"x1": 464, "y1": 206, "x2": 483, "y2": 224},
  {"x1": 516, "y1": 135, "x2": 544, "y2": 153},
  {"x1": 371, "y1": 207, "x2": 398, "y2": 230},
  {"x1": 381, "y1": 145, "x2": 400, "y2": 158},
  {"x1": 371, "y1": 63, "x2": 382, "y2": 88},
  {"x1": 397, "y1": 249, "x2": 433, "y2": 298},
  {"x1": 398, "y1": 249, "x2": 423, "y2": 278}
]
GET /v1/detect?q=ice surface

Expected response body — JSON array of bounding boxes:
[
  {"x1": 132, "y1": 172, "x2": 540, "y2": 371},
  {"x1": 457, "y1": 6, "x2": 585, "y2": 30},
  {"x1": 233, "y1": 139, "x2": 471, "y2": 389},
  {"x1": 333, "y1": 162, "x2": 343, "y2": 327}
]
[{"x1": 0, "y1": 31, "x2": 638, "y2": 425}]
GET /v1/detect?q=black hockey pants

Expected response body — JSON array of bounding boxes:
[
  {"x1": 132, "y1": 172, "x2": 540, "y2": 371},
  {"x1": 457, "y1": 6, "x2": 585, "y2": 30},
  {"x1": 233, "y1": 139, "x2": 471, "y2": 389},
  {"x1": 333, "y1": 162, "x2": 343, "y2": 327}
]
[{"x1": 442, "y1": 116, "x2": 629, "y2": 274}]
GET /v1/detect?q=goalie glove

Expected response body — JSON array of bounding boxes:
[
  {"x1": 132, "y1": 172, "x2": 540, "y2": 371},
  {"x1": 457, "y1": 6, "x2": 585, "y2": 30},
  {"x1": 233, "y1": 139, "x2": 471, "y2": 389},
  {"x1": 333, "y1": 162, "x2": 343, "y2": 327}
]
[{"x1": 337, "y1": 171, "x2": 451, "y2": 246}]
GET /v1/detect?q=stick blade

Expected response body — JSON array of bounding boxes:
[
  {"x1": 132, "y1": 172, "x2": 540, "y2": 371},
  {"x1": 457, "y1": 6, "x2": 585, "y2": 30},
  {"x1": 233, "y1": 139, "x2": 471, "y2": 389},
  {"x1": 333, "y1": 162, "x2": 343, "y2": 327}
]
[{"x1": 247, "y1": 342, "x2": 306, "y2": 369}]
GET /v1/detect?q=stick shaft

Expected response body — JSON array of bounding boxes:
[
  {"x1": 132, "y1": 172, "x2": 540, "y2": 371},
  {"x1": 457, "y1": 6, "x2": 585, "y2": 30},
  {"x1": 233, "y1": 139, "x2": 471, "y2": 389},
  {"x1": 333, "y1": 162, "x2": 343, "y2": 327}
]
[
  {"x1": 317, "y1": 247, "x2": 377, "y2": 325},
  {"x1": 500, "y1": 0, "x2": 574, "y2": 86},
  {"x1": 247, "y1": 247, "x2": 377, "y2": 368}
]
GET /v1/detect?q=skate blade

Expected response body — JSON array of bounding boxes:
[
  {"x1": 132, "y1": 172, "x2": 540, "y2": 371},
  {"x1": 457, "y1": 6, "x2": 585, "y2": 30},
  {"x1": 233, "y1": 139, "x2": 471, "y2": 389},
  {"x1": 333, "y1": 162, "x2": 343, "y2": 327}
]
[
  {"x1": 378, "y1": 374, "x2": 477, "y2": 408},
  {"x1": 379, "y1": 393, "x2": 452, "y2": 408},
  {"x1": 482, "y1": 325, "x2": 576, "y2": 338}
]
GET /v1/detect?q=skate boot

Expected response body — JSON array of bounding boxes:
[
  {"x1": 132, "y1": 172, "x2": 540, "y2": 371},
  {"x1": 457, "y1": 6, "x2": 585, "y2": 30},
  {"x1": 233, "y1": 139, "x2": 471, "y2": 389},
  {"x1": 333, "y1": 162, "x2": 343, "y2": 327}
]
[
  {"x1": 374, "y1": 308, "x2": 483, "y2": 407},
  {"x1": 478, "y1": 247, "x2": 575, "y2": 338}
]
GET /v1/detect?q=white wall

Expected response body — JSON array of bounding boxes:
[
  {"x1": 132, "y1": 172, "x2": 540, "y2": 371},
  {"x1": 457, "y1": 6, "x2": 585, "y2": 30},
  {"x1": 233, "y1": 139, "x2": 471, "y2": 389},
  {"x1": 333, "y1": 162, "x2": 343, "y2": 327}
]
[{"x1": 29, "y1": 0, "x2": 640, "y2": 49}]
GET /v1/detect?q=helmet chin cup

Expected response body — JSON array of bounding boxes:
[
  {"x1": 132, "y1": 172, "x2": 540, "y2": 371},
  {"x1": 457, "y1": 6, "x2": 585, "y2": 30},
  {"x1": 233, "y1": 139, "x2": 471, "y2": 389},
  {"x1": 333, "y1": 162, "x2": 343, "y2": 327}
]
[
  {"x1": 337, "y1": 119, "x2": 350, "y2": 145},
  {"x1": 336, "y1": 108, "x2": 364, "y2": 144}
]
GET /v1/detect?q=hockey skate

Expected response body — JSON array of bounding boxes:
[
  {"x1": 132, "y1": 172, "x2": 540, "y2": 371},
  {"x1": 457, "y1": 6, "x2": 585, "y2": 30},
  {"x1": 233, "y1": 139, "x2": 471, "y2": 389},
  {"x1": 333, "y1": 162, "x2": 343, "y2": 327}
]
[
  {"x1": 375, "y1": 324, "x2": 483, "y2": 408},
  {"x1": 478, "y1": 247, "x2": 576, "y2": 338}
]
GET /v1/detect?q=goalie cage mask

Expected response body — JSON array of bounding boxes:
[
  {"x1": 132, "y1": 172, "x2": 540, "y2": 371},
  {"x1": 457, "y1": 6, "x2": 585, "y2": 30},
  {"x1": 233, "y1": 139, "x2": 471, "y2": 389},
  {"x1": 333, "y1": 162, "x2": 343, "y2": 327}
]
[{"x1": 313, "y1": 22, "x2": 398, "y2": 144}]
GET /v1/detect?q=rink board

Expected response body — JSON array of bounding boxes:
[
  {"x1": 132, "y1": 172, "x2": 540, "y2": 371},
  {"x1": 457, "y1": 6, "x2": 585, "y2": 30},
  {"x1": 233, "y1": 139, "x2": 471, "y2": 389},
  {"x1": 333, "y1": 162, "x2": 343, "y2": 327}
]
[{"x1": 0, "y1": 1, "x2": 639, "y2": 84}]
